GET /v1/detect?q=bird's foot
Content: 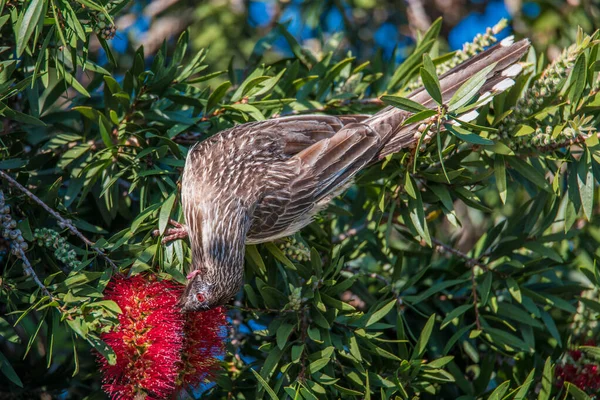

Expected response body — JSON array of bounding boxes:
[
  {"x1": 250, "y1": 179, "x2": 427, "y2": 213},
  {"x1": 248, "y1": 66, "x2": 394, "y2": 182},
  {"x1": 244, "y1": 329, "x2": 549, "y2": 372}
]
[
  {"x1": 186, "y1": 269, "x2": 202, "y2": 280},
  {"x1": 153, "y1": 219, "x2": 188, "y2": 244}
]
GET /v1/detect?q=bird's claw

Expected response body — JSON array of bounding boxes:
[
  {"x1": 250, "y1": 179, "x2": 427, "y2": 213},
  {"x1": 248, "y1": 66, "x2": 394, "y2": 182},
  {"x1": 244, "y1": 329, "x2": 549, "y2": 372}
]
[
  {"x1": 153, "y1": 219, "x2": 188, "y2": 244},
  {"x1": 186, "y1": 269, "x2": 202, "y2": 280}
]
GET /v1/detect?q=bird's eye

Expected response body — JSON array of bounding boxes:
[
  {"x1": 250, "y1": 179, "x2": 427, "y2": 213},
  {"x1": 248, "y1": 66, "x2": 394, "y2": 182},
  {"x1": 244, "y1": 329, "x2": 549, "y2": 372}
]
[{"x1": 196, "y1": 293, "x2": 206, "y2": 303}]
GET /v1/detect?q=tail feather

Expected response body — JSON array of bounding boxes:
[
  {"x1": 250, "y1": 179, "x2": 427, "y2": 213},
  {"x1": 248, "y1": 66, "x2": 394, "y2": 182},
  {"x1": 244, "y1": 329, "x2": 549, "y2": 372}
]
[{"x1": 369, "y1": 37, "x2": 530, "y2": 159}]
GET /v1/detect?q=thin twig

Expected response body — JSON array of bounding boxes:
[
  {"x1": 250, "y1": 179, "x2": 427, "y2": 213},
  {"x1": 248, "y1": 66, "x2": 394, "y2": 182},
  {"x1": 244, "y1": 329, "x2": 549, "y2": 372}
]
[
  {"x1": 0, "y1": 170, "x2": 119, "y2": 271},
  {"x1": 431, "y1": 237, "x2": 489, "y2": 271},
  {"x1": 341, "y1": 266, "x2": 403, "y2": 306},
  {"x1": 337, "y1": 223, "x2": 484, "y2": 327},
  {"x1": 298, "y1": 308, "x2": 309, "y2": 383},
  {"x1": 342, "y1": 267, "x2": 390, "y2": 286},
  {"x1": 470, "y1": 267, "x2": 482, "y2": 330},
  {"x1": 228, "y1": 305, "x2": 300, "y2": 314},
  {"x1": 15, "y1": 247, "x2": 53, "y2": 299},
  {"x1": 334, "y1": 217, "x2": 490, "y2": 272}
]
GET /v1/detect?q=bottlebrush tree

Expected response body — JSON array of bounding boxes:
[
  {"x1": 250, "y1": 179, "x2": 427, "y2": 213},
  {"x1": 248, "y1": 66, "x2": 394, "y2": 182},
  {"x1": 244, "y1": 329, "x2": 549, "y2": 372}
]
[{"x1": 1, "y1": 1, "x2": 600, "y2": 399}]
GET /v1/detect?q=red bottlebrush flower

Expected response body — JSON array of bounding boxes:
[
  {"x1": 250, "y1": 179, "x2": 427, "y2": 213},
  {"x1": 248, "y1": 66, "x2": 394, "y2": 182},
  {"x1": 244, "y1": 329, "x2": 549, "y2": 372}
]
[
  {"x1": 555, "y1": 340, "x2": 600, "y2": 395},
  {"x1": 97, "y1": 275, "x2": 228, "y2": 400},
  {"x1": 569, "y1": 349, "x2": 582, "y2": 362},
  {"x1": 99, "y1": 275, "x2": 184, "y2": 400},
  {"x1": 178, "y1": 307, "x2": 228, "y2": 387}
]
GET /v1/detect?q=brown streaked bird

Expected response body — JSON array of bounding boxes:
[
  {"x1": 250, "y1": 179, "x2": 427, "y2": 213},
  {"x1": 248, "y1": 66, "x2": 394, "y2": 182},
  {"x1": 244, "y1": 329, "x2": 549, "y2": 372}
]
[{"x1": 163, "y1": 37, "x2": 530, "y2": 312}]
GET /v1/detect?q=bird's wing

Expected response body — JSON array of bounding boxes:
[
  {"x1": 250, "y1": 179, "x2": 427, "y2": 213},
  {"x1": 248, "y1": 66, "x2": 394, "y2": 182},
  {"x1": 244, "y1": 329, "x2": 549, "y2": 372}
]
[
  {"x1": 247, "y1": 118, "x2": 387, "y2": 242},
  {"x1": 258, "y1": 114, "x2": 371, "y2": 155}
]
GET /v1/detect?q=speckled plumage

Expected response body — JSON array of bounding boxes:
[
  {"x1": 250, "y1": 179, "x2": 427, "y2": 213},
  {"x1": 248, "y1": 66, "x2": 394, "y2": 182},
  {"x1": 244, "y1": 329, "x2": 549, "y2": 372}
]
[{"x1": 179, "y1": 38, "x2": 530, "y2": 311}]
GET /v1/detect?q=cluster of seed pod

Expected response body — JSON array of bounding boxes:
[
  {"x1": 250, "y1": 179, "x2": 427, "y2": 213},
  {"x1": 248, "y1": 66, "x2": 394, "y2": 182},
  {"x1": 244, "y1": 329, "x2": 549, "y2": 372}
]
[
  {"x1": 278, "y1": 237, "x2": 311, "y2": 262},
  {"x1": 407, "y1": 19, "x2": 507, "y2": 91},
  {"x1": 498, "y1": 45, "x2": 578, "y2": 142},
  {"x1": 0, "y1": 191, "x2": 28, "y2": 257},
  {"x1": 34, "y1": 228, "x2": 79, "y2": 269},
  {"x1": 413, "y1": 114, "x2": 444, "y2": 151},
  {"x1": 286, "y1": 286, "x2": 304, "y2": 311},
  {"x1": 93, "y1": 3, "x2": 119, "y2": 40},
  {"x1": 528, "y1": 124, "x2": 588, "y2": 148}
]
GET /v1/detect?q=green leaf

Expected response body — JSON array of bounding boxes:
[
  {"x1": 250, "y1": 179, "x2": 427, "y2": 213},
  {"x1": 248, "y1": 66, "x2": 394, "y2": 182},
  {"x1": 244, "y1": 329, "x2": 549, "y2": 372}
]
[
  {"x1": 381, "y1": 95, "x2": 428, "y2": 113},
  {"x1": 276, "y1": 323, "x2": 294, "y2": 350},
  {"x1": 411, "y1": 314, "x2": 435, "y2": 359},
  {"x1": 487, "y1": 380, "x2": 510, "y2": 400},
  {"x1": 16, "y1": 0, "x2": 45, "y2": 57},
  {"x1": 514, "y1": 124, "x2": 535, "y2": 137},
  {"x1": 494, "y1": 155, "x2": 507, "y2": 204},
  {"x1": 98, "y1": 36, "x2": 117, "y2": 67},
  {"x1": 506, "y1": 278, "x2": 522, "y2": 303},
  {"x1": 246, "y1": 245, "x2": 267, "y2": 275},
  {"x1": 402, "y1": 109, "x2": 437, "y2": 126},
  {"x1": 523, "y1": 242, "x2": 563, "y2": 263},
  {"x1": 426, "y1": 356, "x2": 454, "y2": 368},
  {"x1": 578, "y1": 149, "x2": 594, "y2": 221},
  {"x1": 507, "y1": 157, "x2": 552, "y2": 192},
  {"x1": 251, "y1": 369, "x2": 279, "y2": 400},
  {"x1": 264, "y1": 242, "x2": 296, "y2": 270},
  {"x1": 420, "y1": 61, "x2": 442, "y2": 104},
  {"x1": 158, "y1": 192, "x2": 177, "y2": 235},
  {"x1": 448, "y1": 63, "x2": 497, "y2": 111},
  {"x1": 514, "y1": 368, "x2": 535, "y2": 400},
  {"x1": 98, "y1": 115, "x2": 113, "y2": 149},
  {"x1": 308, "y1": 357, "x2": 330, "y2": 374},
  {"x1": 405, "y1": 171, "x2": 417, "y2": 199},
  {"x1": 440, "y1": 304, "x2": 472, "y2": 329},
  {"x1": 348, "y1": 334, "x2": 362, "y2": 361},
  {"x1": 291, "y1": 344, "x2": 304, "y2": 363},
  {"x1": 252, "y1": 69, "x2": 286, "y2": 98},
  {"x1": 87, "y1": 336, "x2": 116, "y2": 366},
  {"x1": 537, "y1": 357, "x2": 553, "y2": 400},
  {"x1": 580, "y1": 345, "x2": 600, "y2": 359},
  {"x1": 0, "y1": 102, "x2": 45, "y2": 126},
  {"x1": 276, "y1": 23, "x2": 317, "y2": 67},
  {"x1": 206, "y1": 81, "x2": 231, "y2": 112},
  {"x1": 569, "y1": 53, "x2": 587, "y2": 106},
  {"x1": 389, "y1": 37, "x2": 437, "y2": 89},
  {"x1": 565, "y1": 382, "x2": 592, "y2": 400},
  {"x1": 88, "y1": 300, "x2": 122, "y2": 315},
  {"x1": 479, "y1": 272, "x2": 493, "y2": 306},
  {"x1": 227, "y1": 103, "x2": 265, "y2": 121},
  {"x1": 0, "y1": 158, "x2": 28, "y2": 170},
  {"x1": 443, "y1": 324, "x2": 474, "y2": 355},
  {"x1": 540, "y1": 311, "x2": 561, "y2": 346},
  {"x1": 364, "y1": 299, "x2": 397, "y2": 327},
  {"x1": 321, "y1": 293, "x2": 355, "y2": 311},
  {"x1": 0, "y1": 351, "x2": 23, "y2": 387},
  {"x1": 422, "y1": 53, "x2": 437, "y2": 77},
  {"x1": 447, "y1": 125, "x2": 494, "y2": 145}
]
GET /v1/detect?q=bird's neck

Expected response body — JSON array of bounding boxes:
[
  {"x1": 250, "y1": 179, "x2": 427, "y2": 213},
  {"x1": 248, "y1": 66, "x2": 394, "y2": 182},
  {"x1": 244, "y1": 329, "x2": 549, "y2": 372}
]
[{"x1": 191, "y1": 199, "x2": 250, "y2": 297}]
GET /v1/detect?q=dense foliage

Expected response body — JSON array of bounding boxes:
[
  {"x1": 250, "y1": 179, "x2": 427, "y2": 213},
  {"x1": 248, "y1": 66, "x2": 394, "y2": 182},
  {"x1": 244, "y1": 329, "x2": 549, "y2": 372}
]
[{"x1": 1, "y1": 1, "x2": 600, "y2": 399}]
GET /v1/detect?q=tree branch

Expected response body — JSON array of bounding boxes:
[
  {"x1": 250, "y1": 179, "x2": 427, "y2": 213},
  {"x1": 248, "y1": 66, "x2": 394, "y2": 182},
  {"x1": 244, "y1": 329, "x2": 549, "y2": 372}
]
[
  {"x1": 15, "y1": 247, "x2": 53, "y2": 299},
  {"x1": 470, "y1": 266, "x2": 482, "y2": 331},
  {"x1": 430, "y1": 237, "x2": 489, "y2": 271},
  {"x1": 0, "y1": 170, "x2": 119, "y2": 271}
]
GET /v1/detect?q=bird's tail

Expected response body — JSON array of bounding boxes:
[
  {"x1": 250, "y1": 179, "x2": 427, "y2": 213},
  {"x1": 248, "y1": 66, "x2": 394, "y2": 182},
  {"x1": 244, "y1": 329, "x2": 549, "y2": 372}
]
[{"x1": 368, "y1": 36, "x2": 530, "y2": 159}]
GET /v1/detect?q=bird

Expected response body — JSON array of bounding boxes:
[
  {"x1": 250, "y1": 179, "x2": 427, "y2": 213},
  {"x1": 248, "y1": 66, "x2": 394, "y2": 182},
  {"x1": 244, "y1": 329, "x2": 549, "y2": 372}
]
[{"x1": 164, "y1": 37, "x2": 530, "y2": 312}]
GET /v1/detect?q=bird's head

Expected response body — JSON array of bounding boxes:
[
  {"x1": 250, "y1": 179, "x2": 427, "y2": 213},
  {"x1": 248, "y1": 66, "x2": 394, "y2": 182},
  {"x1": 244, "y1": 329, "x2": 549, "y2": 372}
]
[{"x1": 179, "y1": 268, "x2": 238, "y2": 312}]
